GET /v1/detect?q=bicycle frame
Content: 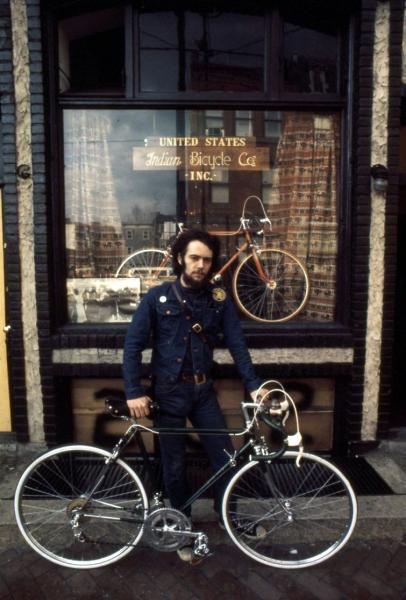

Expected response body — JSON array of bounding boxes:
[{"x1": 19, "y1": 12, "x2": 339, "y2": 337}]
[
  {"x1": 147, "y1": 225, "x2": 267, "y2": 283},
  {"x1": 81, "y1": 402, "x2": 287, "y2": 522},
  {"x1": 212, "y1": 229, "x2": 267, "y2": 283}
]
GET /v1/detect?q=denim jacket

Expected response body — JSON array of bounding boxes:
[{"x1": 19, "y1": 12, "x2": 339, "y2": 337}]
[{"x1": 123, "y1": 280, "x2": 262, "y2": 399}]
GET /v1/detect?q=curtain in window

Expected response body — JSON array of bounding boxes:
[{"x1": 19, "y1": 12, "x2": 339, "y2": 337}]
[
  {"x1": 269, "y1": 113, "x2": 339, "y2": 321},
  {"x1": 64, "y1": 110, "x2": 125, "y2": 278}
]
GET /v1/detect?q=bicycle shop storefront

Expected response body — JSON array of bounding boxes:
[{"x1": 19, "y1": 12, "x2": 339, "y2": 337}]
[{"x1": 2, "y1": 0, "x2": 403, "y2": 458}]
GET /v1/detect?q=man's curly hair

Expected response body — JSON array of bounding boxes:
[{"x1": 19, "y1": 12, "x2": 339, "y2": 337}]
[{"x1": 171, "y1": 229, "x2": 221, "y2": 277}]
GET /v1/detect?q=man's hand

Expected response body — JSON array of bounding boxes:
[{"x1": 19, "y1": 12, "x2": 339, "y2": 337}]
[
  {"x1": 250, "y1": 388, "x2": 268, "y2": 403},
  {"x1": 127, "y1": 396, "x2": 152, "y2": 419}
]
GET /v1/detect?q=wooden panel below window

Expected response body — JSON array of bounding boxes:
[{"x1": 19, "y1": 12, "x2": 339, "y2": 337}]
[{"x1": 71, "y1": 376, "x2": 334, "y2": 452}]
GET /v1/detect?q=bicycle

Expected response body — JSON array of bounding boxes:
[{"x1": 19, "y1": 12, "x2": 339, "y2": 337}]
[
  {"x1": 14, "y1": 381, "x2": 357, "y2": 570},
  {"x1": 115, "y1": 196, "x2": 310, "y2": 323}
]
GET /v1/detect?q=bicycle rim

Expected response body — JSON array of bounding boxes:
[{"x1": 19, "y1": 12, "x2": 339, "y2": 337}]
[
  {"x1": 222, "y1": 452, "x2": 357, "y2": 569},
  {"x1": 233, "y1": 249, "x2": 309, "y2": 323},
  {"x1": 115, "y1": 249, "x2": 174, "y2": 293},
  {"x1": 14, "y1": 445, "x2": 148, "y2": 569}
]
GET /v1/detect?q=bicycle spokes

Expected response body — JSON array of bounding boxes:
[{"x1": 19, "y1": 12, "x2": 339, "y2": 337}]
[
  {"x1": 233, "y1": 249, "x2": 309, "y2": 323},
  {"x1": 222, "y1": 452, "x2": 357, "y2": 568},
  {"x1": 115, "y1": 249, "x2": 174, "y2": 294},
  {"x1": 15, "y1": 447, "x2": 148, "y2": 568}
]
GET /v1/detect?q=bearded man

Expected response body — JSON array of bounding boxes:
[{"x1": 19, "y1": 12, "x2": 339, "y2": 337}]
[{"x1": 123, "y1": 229, "x2": 265, "y2": 536}]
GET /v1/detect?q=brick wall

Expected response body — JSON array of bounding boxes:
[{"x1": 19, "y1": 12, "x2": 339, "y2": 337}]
[
  {"x1": 27, "y1": 0, "x2": 56, "y2": 443},
  {"x1": 0, "y1": 0, "x2": 56, "y2": 442},
  {"x1": 377, "y1": 0, "x2": 404, "y2": 436},
  {"x1": 0, "y1": 1, "x2": 28, "y2": 440},
  {"x1": 348, "y1": 0, "x2": 376, "y2": 446}
]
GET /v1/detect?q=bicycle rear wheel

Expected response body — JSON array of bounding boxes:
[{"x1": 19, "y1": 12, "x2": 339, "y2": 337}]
[
  {"x1": 115, "y1": 249, "x2": 174, "y2": 294},
  {"x1": 14, "y1": 445, "x2": 148, "y2": 569},
  {"x1": 233, "y1": 248, "x2": 309, "y2": 323},
  {"x1": 222, "y1": 452, "x2": 357, "y2": 569}
]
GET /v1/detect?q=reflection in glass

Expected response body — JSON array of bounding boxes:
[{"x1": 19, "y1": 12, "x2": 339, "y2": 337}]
[
  {"x1": 58, "y1": 8, "x2": 125, "y2": 94},
  {"x1": 139, "y1": 11, "x2": 264, "y2": 92},
  {"x1": 63, "y1": 109, "x2": 339, "y2": 323},
  {"x1": 283, "y1": 15, "x2": 338, "y2": 94}
]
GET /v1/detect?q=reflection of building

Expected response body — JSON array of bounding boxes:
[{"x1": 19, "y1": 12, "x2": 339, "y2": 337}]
[
  {"x1": 123, "y1": 224, "x2": 154, "y2": 254},
  {"x1": 66, "y1": 221, "x2": 125, "y2": 277},
  {"x1": 284, "y1": 55, "x2": 336, "y2": 94},
  {"x1": 154, "y1": 214, "x2": 178, "y2": 249},
  {"x1": 190, "y1": 59, "x2": 262, "y2": 92},
  {"x1": 64, "y1": 111, "x2": 125, "y2": 277}
]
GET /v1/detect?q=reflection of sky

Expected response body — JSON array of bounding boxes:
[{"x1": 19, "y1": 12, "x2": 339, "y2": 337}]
[
  {"x1": 64, "y1": 109, "x2": 178, "y2": 223},
  {"x1": 63, "y1": 108, "x2": 279, "y2": 224}
]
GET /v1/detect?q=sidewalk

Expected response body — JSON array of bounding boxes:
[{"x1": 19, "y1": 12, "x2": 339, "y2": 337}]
[{"x1": 0, "y1": 442, "x2": 406, "y2": 599}]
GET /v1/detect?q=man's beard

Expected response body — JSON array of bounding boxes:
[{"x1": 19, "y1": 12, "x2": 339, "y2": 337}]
[{"x1": 181, "y1": 270, "x2": 211, "y2": 289}]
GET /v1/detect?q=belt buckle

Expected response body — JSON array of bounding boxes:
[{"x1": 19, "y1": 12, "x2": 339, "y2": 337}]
[
  {"x1": 192, "y1": 323, "x2": 203, "y2": 334},
  {"x1": 194, "y1": 373, "x2": 206, "y2": 385}
]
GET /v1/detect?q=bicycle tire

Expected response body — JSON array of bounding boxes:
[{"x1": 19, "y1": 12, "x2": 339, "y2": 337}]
[
  {"x1": 221, "y1": 451, "x2": 357, "y2": 569},
  {"x1": 232, "y1": 248, "x2": 310, "y2": 323},
  {"x1": 14, "y1": 445, "x2": 148, "y2": 569},
  {"x1": 115, "y1": 249, "x2": 174, "y2": 294}
]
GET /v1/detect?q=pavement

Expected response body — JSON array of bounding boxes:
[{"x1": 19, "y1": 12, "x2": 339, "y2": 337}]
[{"x1": 0, "y1": 439, "x2": 406, "y2": 600}]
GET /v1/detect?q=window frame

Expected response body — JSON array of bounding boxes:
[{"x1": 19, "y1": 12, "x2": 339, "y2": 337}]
[{"x1": 44, "y1": 1, "x2": 354, "y2": 339}]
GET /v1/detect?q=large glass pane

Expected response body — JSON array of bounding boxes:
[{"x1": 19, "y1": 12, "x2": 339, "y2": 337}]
[
  {"x1": 58, "y1": 8, "x2": 125, "y2": 95},
  {"x1": 64, "y1": 110, "x2": 340, "y2": 324},
  {"x1": 139, "y1": 11, "x2": 264, "y2": 92},
  {"x1": 282, "y1": 8, "x2": 339, "y2": 94}
]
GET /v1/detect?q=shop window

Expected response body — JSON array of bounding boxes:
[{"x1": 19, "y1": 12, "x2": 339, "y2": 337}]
[
  {"x1": 281, "y1": 3, "x2": 340, "y2": 94},
  {"x1": 139, "y1": 10, "x2": 264, "y2": 92},
  {"x1": 235, "y1": 111, "x2": 254, "y2": 136},
  {"x1": 64, "y1": 109, "x2": 339, "y2": 324},
  {"x1": 211, "y1": 171, "x2": 230, "y2": 205},
  {"x1": 55, "y1": 2, "x2": 345, "y2": 100},
  {"x1": 211, "y1": 186, "x2": 229, "y2": 204},
  {"x1": 58, "y1": 7, "x2": 125, "y2": 94},
  {"x1": 264, "y1": 111, "x2": 282, "y2": 138},
  {"x1": 204, "y1": 110, "x2": 225, "y2": 136}
]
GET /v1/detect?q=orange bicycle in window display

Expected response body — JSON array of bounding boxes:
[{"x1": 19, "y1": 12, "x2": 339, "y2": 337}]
[{"x1": 115, "y1": 196, "x2": 310, "y2": 324}]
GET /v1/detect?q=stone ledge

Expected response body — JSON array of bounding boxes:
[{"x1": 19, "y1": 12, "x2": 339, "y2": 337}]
[{"x1": 52, "y1": 347, "x2": 354, "y2": 365}]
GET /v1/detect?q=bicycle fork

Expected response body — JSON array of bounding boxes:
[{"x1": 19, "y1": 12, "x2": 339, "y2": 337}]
[{"x1": 259, "y1": 460, "x2": 294, "y2": 521}]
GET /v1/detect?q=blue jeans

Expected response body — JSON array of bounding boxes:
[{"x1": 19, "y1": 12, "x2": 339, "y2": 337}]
[{"x1": 154, "y1": 378, "x2": 234, "y2": 516}]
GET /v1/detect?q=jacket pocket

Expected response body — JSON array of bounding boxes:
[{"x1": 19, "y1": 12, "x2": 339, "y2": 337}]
[
  {"x1": 155, "y1": 301, "x2": 182, "y2": 335},
  {"x1": 203, "y1": 303, "x2": 224, "y2": 331}
]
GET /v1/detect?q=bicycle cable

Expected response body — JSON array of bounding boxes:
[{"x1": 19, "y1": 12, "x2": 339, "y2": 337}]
[{"x1": 251, "y1": 379, "x2": 304, "y2": 466}]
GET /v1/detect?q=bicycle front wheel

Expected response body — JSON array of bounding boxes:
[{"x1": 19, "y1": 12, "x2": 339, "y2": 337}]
[
  {"x1": 233, "y1": 248, "x2": 309, "y2": 323},
  {"x1": 115, "y1": 249, "x2": 174, "y2": 294},
  {"x1": 222, "y1": 452, "x2": 357, "y2": 569},
  {"x1": 14, "y1": 445, "x2": 148, "y2": 569}
]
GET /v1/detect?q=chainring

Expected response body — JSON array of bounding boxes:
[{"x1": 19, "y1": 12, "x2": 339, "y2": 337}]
[{"x1": 143, "y1": 508, "x2": 192, "y2": 552}]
